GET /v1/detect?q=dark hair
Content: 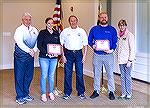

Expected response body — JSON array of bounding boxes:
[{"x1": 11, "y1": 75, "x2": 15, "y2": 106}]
[
  {"x1": 45, "y1": 17, "x2": 53, "y2": 24},
  {"x1": 118, "y1": 19, "x2": 127, "y2": 27},
  {"x1": 68, "y1": 15, "x2": 78, "y2": 22}
]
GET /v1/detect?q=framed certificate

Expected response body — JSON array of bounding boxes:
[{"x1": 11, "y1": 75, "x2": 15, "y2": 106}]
[
  {"x1": 95, "y1": 40, "x2": 110, "y2": 51},
  {"x1": 47, "y1": 44, "x2": 61, "y2": 55}
]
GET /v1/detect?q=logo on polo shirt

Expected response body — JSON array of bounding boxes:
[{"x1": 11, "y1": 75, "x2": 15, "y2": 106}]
[
  {"x1": 105, "y1": 31, "x2": 110, "y2": 33},
  {"x1": 67, "y1": 34, "x2": 71, "y2": 36},
  {"x1": 78, "y1": 33, "x2": 81, "y2": 36}
]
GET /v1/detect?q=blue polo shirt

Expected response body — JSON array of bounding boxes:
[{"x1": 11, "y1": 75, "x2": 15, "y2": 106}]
[{"x1": 88, "y1": 25, "x2": 117, "y2": 55}]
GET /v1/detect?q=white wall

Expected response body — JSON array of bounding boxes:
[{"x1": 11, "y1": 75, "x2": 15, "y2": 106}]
[
  {"x1": 0, "y1": 2, "x2": 3, "y2": 69},
  {"x1": 1, "y1": 0, "x2": 55, "y2": 69},
  {"x1": 0, "y1": 0, "x2": 98, "y2": 70}
]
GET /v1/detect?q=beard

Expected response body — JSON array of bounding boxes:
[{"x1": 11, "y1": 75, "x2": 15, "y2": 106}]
[{"x1": 100, "y1": 20, "x2": 108, "y2": 25}]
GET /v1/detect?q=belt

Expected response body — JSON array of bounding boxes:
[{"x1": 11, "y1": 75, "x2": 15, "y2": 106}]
[
  {"x1": 100, "y1": 53, "x2": 110, "y2": 55},
  {"x1": 94, "y1": 52, "x2": 112, "y2": 55},
  {"x1": 65, "y1": 48, "x2": 82, "y2": 53},
  {"x1": 99, "y1": 53, "x2": 112, "y2": 55}
]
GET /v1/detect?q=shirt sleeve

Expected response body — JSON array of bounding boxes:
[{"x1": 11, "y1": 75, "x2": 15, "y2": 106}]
[
  {"x1": 111, "y1": 27, "x2": 118, "y2": 50},
  {"x1": 14, "y1": 27, "x2": 30, "y2": 53},
  {"x1": 33, "y1": 28, "x2": 39, "y2": 52},
  {"x1": 82, "y1": 29, "x2": 88, "y2": 46},
  {"x1": 60, "y1": 30, "x2": 65, "y2": 46},
  {"x1": 33, "y1": 41, "x2": 38, "y2": 52},
  {"x1": 88, "y1": 28, "x2": 94, "y2": 47},
  {"x1": 128, "y1": 32, "x2": 135, "y2": 61},
  {"x1": 37, "y1": 31, "x2": 47, "y2": 54}
]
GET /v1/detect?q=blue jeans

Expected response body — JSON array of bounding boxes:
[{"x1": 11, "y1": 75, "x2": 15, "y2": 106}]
[
  {"x1": 14, "y1": 44, "x2": 34, "y2": 100},
  {"x1": 64, "y1": 48, "x2": 85, "y2": 96},
  {"x1": 119, "y1": 64, "x2": 132, "y2": 96},
  {"x1": 39, "y1": 57, "x2": 57, "y2": 95},
  {"x1": 93, "y1": 53, "x2": 115, "y2": 93}
]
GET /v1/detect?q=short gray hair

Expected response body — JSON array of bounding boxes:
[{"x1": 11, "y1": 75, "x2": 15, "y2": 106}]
[{"x1": 22, "y1": 12, "x2": 32, "y2": 18}]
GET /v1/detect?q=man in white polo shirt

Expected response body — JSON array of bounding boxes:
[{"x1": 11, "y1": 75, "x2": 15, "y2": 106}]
[{"x1": 60, "y1": 15, "x2": 88, "y2": 100}]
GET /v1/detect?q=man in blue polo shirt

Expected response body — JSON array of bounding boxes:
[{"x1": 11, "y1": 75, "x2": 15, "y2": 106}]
[{"x1": 88, "y1": 12, "x2": 117, "y2": 100}]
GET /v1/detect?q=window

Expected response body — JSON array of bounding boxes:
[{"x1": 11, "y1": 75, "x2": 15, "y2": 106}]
[{"x1": 136, "y1": 0, "x2": 150, "y2": 54}]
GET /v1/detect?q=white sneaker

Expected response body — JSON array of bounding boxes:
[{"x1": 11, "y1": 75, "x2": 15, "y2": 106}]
[
  {"x1": 63, "y1": 94, "x2": 70, "y2": 100},
  {"x1": 49, "y1": 93, "x2": 55, "y2": 100},
  {"x1": 118, "y1": 95, "x2": 126, "y2": 99},
  {"x1": 41, "y1": 94, "x2": 47, "y2": 102},
  {"x1": 16, "y1": 98, "x2": 27, "y2": 105},
  {"x1": 126, "y1": 95, "x2": 132, "y2": 99},
  {"x1": 120, "y1": 95, "x2": 126, "y2": 98},
  {"x1": 23, "y1": 95, "x2": 34, "y2": 102}
]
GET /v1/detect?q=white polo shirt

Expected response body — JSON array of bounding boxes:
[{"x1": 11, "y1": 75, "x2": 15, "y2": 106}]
[
  {"x1": 14, "y1": 24, "x2": 39, "y2": 53},
  {"x1": 60, "y1": 27, "x2": 88, "y2": 50}
]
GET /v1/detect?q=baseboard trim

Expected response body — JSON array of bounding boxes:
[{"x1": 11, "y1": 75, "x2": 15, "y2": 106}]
[{"x1": 114, "y1": 73, "x2": 150, "y2": 84}]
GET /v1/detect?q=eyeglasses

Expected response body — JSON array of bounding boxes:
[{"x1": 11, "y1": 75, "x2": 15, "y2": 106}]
[
  {"x1": 119, "y1": 25, "x2": 125, "y2": 27},
  {"x1": 47, "y1": 22, "x2": 54, "y2": 24}
]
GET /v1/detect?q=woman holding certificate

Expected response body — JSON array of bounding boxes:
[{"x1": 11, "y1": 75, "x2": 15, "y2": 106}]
[
  {"x1": 117, "y1": 19, "x2": 135, "y2": 99},
  {"x1": 37, "y1": 17, "x2": 61, "y2": 102}
]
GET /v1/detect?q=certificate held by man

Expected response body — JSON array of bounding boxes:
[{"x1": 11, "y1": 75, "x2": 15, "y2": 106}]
[
  {"x1": 47, "y1": 44, "x2": 61, "y2": 55},
  {"x1": 95, "y1": 40, "x2": 110, "y2": 51}
]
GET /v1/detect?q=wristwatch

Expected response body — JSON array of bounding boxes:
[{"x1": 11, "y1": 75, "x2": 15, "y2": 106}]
[{"x1": 128, "y1": 60, "x2": 132, "y2": 62}]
